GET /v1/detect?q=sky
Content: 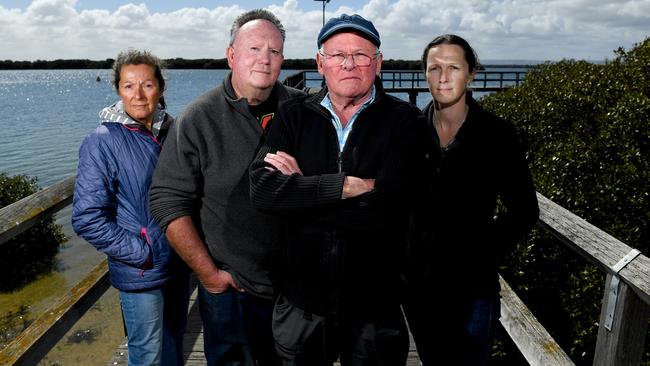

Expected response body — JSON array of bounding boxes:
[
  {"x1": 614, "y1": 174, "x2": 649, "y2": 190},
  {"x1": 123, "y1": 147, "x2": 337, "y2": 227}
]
[{"x1": 0, "y1": 0, "x2": 648, "y2": 63}]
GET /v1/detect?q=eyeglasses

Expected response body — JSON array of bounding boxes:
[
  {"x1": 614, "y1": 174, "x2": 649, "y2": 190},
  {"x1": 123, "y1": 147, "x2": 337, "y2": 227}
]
[{"x1": 319, "y1": 50, "x2": 379, "y2": 67}]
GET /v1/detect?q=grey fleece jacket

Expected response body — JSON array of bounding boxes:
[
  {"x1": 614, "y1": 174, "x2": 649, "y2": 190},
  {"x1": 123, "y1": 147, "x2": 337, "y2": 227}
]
[{"x1": 149, "y1": 73, "x2": 304, "y2": 298}]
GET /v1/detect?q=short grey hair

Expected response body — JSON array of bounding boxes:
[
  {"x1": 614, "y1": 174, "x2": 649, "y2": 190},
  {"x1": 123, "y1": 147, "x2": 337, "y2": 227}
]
[{"x1": 229, "y1": 9, "x2": 285, "y2": 46}]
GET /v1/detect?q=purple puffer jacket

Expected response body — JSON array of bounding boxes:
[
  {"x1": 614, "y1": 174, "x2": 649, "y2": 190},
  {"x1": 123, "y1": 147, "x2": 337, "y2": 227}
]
[{"x1": 72, "y1": 102, "x2": 179, "y2": 291}]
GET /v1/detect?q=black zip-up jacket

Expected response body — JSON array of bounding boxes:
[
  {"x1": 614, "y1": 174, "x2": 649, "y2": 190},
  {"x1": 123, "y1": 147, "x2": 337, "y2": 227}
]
[
  {"x1": 250, "y1": 78, "x2": 427, "y2": 316},
  {"x1": 408, "y1": 95, "x2": 539, "y2": 298}
]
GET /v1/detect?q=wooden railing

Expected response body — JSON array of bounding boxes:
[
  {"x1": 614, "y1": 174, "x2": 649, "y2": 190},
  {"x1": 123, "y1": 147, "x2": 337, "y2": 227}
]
[
  {"x1": 283, "y1": 67, "x2": 529, "y2": 103},
  {"x1": 501, "y1": 193, "x2": 650, "y2": 365},
  {"x1": 0, "y1": 176, "x2": 112, "y2": 366},
  {"x1": 0, "y1": 176, "x2": 647, "y2": 365}
]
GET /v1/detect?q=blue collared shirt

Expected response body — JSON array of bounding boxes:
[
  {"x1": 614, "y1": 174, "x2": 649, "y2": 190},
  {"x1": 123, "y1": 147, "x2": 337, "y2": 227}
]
[{"x1": 321, "y1": 85, "x2": 376, "y2": 152}]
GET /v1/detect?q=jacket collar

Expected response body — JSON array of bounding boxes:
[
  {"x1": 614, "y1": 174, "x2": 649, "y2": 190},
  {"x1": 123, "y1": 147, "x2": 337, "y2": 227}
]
[
  {"x1": 223, "y1": 71, "x2": 290, "y2": 115},
  {"x1": 98, "y1": 100, "x2": 172, "y2": 140},
  {"x1": 423, "y1": 91, "x2": 481, "y2": 148}
]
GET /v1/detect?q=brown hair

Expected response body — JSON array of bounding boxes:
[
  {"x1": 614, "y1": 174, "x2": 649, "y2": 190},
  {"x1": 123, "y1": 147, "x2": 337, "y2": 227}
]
[{"x1": 421, "y1": 34, "x2": 480, "y2": 74}]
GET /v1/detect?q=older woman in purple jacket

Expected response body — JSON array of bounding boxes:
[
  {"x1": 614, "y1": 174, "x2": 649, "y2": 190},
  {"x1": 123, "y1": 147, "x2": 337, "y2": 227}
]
[{"x1": 72, "y1": 50, "x2": 189, "y2": 366}]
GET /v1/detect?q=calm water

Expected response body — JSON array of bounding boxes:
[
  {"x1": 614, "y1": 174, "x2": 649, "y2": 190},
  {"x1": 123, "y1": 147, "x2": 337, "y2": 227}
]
[
  {"x1": 0, "y1": 67, "x2": 524, "y2": 186},
  {"x1": 2, "y1": 69, "x2": 239, "y2": 186}
]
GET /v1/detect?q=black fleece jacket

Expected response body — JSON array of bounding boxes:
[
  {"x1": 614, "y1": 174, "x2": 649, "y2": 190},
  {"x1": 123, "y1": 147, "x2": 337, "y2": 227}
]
[
  {"x1": 408, "y1": 95, "x2": 539, "y2": 298},
  {"x1": 250, "y1": 79, "x2": 427, "y2": 315}
]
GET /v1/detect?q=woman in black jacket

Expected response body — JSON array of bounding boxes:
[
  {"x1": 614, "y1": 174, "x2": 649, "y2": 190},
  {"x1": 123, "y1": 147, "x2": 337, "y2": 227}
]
[{"x1": 404, "y1": 34, "x2": 539, "y2": 366}]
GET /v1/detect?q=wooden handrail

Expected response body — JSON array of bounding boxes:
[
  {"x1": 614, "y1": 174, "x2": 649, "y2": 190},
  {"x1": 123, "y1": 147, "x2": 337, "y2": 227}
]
[
  {"x1": 495, "y1": 193, "x2": 649, "y2": 365},
  {"x1": 0, "y1": 175, "x2": 113, "y2": 366},
  {"x1": 0, "y1": 175, "x2": 75, "y2": 246},
  {"x1": 499, "y1": 276, "x2": 575, "y2": 366},
  {"x1": 535, "y1": 193, "x2": 649, "y2": 365},
  {"x1": 537, "y1": 193, "x2": 650, "y2": 304}
]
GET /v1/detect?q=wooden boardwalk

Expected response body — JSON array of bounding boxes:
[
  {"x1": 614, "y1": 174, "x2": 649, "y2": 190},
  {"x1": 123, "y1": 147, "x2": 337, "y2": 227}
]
[{"x1": 108, "y1": 284, "x2": 421, "y2": 365}]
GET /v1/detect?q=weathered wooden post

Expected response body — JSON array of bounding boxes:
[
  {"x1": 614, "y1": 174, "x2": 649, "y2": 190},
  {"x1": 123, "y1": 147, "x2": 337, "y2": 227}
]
[{"x1": 593, "y1": 258, "x2": 650, "y2": 366}]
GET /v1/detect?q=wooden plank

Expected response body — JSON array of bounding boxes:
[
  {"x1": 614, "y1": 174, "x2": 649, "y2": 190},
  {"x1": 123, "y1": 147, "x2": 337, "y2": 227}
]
[
  {"x1": 593, "y1": 274, "x2": 650, "y2": 366},
  {"x1": 537, "y1": 193, "x2": 650, "y2": 305},
  {"x1": 0, "y1": 175, "x2": 75, "y2": 246},
  {"x1": 0, "y1": 259, "x2": 110, "y2": 366},
  {"x1": 498, "y1": 275, "x2": 575, "y2": 366},
  {"x1": 109, "y1": 284, "x2": 421, "y2": 365}
]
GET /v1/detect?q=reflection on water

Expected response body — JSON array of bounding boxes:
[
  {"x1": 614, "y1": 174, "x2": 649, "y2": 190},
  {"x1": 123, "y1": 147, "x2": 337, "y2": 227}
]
[
  {"x1": 0, "y1": 272, "x2": 66, "y2": 347},
  {"x1": 0, "y1": 270, "x2": 66, "y2": 322},
  {"x1": 0, "y1": 211, "x2": 124, "y2": 364},
  {"x1": 38, "y1": 287, "x2": 123, "y2": 366}
]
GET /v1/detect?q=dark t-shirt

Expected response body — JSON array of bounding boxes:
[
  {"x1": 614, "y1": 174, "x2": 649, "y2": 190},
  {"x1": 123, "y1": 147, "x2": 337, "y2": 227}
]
[{"x1": 249, "y1": 92, "x2": 278, "y2": 130}]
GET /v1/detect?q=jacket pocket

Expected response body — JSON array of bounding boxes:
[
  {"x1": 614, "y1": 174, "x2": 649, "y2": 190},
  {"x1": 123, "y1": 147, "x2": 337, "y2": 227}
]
[{"x1": 138, "y1": 227, "x2": 153, "y2": 276}]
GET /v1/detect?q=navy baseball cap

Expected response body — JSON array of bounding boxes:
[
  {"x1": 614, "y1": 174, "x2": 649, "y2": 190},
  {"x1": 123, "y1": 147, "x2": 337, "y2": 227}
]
[{"x1": 317, "y1": 13, "x2": 380, "y2": 49}]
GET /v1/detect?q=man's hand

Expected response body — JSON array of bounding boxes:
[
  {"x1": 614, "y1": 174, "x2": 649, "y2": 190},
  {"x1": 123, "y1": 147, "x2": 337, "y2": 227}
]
[
  {"x1": 342, "y1": 176, "x2": 375, "y2": 198},
  {"x1": 201, "y1": 268, "x2": 242, "y2": 294},
  {"x1": 264, "y1": 151, "x2": 303, "y2": 176},
  {"x1": 165, "y1": 216, "x2": 242, "y2": 294}
]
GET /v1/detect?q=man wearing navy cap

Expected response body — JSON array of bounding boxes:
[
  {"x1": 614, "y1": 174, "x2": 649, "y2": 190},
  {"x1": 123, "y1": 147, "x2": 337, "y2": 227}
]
[{"x1": 250, "y1": 13, "x2": 426, "y2": 365}]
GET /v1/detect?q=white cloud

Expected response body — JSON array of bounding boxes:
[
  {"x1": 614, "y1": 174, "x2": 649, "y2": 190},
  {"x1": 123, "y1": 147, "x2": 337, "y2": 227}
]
[
  {"x1": 111, "y1": 3, "x2": 150, "y2": 28},
  {"x1": 0, "y1": 0, "x2": 647, "y2": 62},
  {"x1": 26, "y1": 0, "x2": 77, "y2": 24}
]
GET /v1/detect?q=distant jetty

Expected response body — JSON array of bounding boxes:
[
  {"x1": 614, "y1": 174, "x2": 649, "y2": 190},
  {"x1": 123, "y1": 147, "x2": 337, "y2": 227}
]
[{"x1": 0, "y1": 58, "x2": 539, "y2": 71}]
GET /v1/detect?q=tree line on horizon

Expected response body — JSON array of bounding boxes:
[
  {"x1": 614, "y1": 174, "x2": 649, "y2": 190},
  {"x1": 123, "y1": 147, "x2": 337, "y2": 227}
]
[{"x1": 0, "y1": 58, "x2": 423, "y2": 70}]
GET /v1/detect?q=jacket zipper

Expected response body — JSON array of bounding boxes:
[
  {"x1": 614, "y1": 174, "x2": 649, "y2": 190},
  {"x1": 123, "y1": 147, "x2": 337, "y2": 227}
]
[
  {"x1": 337, "y1": 151, "x2": 343, "y2": 173},
  {"x1": 122, "y1": 124, "x2": 162, "y2": 147}
]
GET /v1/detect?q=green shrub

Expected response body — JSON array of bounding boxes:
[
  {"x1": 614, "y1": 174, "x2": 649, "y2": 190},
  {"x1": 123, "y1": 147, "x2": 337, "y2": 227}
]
[
  {"x1": 0, "y1": 173, "x2": 66, "y2": 292},
  {"x1": 481, "y1": 37, "x2": 649, "y2": 365}
]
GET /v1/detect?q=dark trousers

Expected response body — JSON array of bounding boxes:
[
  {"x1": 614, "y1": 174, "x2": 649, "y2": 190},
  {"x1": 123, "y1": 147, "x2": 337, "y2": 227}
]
[
  {"x1": 403, "y1": 291, "x2": 501, "y2": 366},
  {"x1": 272, "y1": 294, "x2": 409, "y2": 366},
  {"x1": 198, "y1": 284, "x2": 280, "y2": 366}
]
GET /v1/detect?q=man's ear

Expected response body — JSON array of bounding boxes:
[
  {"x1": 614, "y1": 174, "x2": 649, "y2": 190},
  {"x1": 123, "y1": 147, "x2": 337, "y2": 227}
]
[
  {"x1": 375, "y1": 52, "x2": 383, "y2": 75},
  {"x1": 226, "y1": 46, "x2": 235, "y2": 69},
  {"x1": 316, "y1": 52, "x2": 324, "y2": 75}
]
